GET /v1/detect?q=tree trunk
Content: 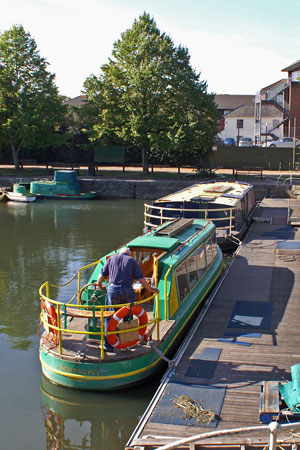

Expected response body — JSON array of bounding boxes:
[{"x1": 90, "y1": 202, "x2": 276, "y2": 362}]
[
  {"x1": 11, "y1": 143, "x2": 20, "y2": 171},
  {"x1": 142, "y1": 147, "x2": 148, "y2": 174}
]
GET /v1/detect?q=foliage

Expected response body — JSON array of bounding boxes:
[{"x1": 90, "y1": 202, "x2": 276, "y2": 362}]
[
  {"x1": 84, "y1": 12, "x2": 218, "y2": 173},
  {"x1": 0, "y1": 25, "x2": 66, "y2": 169}
]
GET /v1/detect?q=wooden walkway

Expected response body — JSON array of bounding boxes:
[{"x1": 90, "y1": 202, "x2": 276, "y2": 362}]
[{"x1": 127, "y1": 198, "x2": 300, "y2": 450}]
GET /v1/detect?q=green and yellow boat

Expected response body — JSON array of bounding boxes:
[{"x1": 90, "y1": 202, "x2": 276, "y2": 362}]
[{"x1": 39, "y1": 217, "x2": 223, "y2": 390}]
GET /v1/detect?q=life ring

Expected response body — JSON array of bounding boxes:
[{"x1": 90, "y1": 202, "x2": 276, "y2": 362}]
[
  {"x1": 41, "y1": 299, "x2": 58, "y2": 344},
  {"x1": 107, "y1": 305, "x2": 148, "y2": 349}
]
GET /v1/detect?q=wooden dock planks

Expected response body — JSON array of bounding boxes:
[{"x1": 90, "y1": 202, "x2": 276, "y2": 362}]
[{"x1": 127, "y1": 198, "x2": 300, "y2": 450}]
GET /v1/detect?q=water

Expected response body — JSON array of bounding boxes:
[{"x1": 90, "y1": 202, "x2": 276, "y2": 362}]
[{"x1": 0, "y1": 198, "x2": 160, "y2": 450}]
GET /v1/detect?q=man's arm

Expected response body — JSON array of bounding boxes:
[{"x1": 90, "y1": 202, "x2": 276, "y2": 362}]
[
  {"x1": 97, "y1": 274, "x2": 107, "y2": 291},
  {"x1": 138, "y1": 277, "x2": 159, "y2": 294}
]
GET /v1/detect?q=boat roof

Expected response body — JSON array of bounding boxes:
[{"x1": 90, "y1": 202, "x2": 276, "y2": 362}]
[
  {"x1": 128, "y1": 218, "x2": 213, "y2": 251},
  {"x1": 154, "y1": 181, "x2": 252, "y2": 204}
]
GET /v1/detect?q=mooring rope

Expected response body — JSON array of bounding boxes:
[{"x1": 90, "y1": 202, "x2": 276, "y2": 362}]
[
  {"x1": 149, "y1": 341, "x2": 175, "y2": 368},
  {"x1": 49, "y1": 272, "x2": 78, "y2": 288}
]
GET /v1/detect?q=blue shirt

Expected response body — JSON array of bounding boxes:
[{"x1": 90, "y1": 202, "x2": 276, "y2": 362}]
[{"x1": 101, "y1": 253, "x2": 144, "y2": 286}]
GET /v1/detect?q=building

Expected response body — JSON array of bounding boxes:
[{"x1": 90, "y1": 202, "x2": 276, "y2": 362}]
[
  {"x1": 220, "y1": 103, "x2": 282, "y2": 144},
  {"x1": 215, "y1": 94, "x2": 282, "y2": 144},
  {"x1": 282, "y1": 60, "x2": 300, "y2": 138},
  {"x1": 215, "y1": 94, "x2": 255, "y2": 133},
  {"x1": 255, "y1": 59, "x2": 300, "y2": 143}
]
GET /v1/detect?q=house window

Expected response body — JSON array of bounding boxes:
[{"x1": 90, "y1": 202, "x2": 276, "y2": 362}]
[{"x1": 237, "y1": 119, "x2": 243, "y2": 129}]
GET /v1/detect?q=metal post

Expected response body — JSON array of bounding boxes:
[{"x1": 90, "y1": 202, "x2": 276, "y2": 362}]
[
  {"x1": 78, "y1": 270, "x2": 81, "y2": 305},
  {"x1": 57, "y1": 304, "x2": 62, "y2": 355},
  {"x1": 268, "y1": 421, "x2": 279, "y2": 450},
  {"x1": 293, "y1": 117, "x2": 296, "y2": 171},
  {"x1": 100, "y1": 308, "x2": 104, "y2": 359}
]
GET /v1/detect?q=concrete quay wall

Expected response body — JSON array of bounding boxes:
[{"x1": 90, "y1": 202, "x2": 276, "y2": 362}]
[
  {"x1": 0, "y1": 176, "x2": 298, "y2": 200},
  {"x1": 80, "y1": 178, "x2": 298, "y2": 201}
]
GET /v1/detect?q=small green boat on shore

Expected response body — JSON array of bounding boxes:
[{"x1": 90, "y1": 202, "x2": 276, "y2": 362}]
[{"x1": 39, "y1": 217, "x2": 223, "y2": 390}]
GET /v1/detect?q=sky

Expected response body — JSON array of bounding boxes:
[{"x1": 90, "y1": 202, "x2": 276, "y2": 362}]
[{"x1": 1, "y1": 0, "x2": 300, "y2": 98}]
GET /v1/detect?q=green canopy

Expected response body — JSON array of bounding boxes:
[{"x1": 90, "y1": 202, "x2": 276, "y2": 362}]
[
  {"x1": 128, "y1": 235, "x2": 179, "y2": 251},
  {"x1": 279, "y1": 364, "x2": 300, "y2": 413}
]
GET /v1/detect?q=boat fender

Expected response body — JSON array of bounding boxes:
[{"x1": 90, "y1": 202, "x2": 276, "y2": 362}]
[
  {"x1": 41, "y1": 299, "x2": 58, "y2": 344},
  {"x1": 107, "y1": 305, "x2": 148, "y2": 349}
]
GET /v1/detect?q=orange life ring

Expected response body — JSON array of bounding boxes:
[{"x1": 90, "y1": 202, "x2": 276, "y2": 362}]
[
  {"x1": 41, "y1": 299, "x2": 58, "y2": 344},
  {"x1": 107, "y1": 305, "x2": 148, "y2": 349}
]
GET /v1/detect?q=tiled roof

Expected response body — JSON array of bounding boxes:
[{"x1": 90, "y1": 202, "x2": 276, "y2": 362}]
[
  {"x1": 282, "y1": 59, "x2": 300, "y2": 73},
  {"x1": 214, "y1": 94, "x2": 254, "y2": 110},
  {"x1": 260, "y1": 79, "x2": 287, "y2": 92},
  {"x1": 63, "y1": 95, "x2": 88, "y2": 107},
  {"x1": 226, "y1": 103, "x2": 282, "y2": 118}
]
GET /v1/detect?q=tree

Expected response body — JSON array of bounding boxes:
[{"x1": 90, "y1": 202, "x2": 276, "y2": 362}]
[
  {"x1": 84, "y1": 12, "x2": 218, "y2": 173},
  {"x1": 0, "y1": 25, "x2": 65, "y2": 169}
]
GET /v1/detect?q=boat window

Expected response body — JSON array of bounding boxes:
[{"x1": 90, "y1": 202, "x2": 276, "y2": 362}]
[
  {"x1": 205, "y1": 234, "x2": 218, "y2": 266},
  {"x1": 186, "y1": 251, "x2": 199, "y2": 289},
  {"x1": 195, "y1": 244, "x2": 206, "y2": 279},
  {"x1": 175, "y1": 262, "x2": 190, "y2": 302},
  {"x1": 211, "y1": 232, "x2": 218, "y2": 259}
]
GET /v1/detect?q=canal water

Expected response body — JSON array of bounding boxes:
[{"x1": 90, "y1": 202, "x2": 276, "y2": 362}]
[{"x1": 0, "y1": 198, "x2": 161, "y2": 450}]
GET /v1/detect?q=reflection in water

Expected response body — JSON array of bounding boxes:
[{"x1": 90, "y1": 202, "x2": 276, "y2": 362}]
[
  {"x1": 41, "y1": 376, "x2": 159, "y2": 450},
  {"x1": 0, "y1": 199, "x2": 157, "y2": 450},
  {"x1": 0, "y1": 199, "x2": 145, "y2": 349}
]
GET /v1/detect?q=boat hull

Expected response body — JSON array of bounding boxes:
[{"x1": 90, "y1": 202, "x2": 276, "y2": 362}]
[
  {"x1": 35, "y1": 192, "x2": 97, "y2": 200},
  {"x1": 6, "y1": 192, "x2": 36, "y2": 202},
  {"x1": 39, "y1": 249, "x2": 223, "y2": 390},
  {"x1": 40, "y1": 348, "x2": 165, "y2": 391}
]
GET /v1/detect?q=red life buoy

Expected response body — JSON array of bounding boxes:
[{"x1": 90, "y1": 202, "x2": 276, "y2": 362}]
[
  {"x1": 41, "y1": 299, "x2": 58, "y2": 344},
  {"x1": 107, "y1": 305, "x2": 148, "y2": 349}
]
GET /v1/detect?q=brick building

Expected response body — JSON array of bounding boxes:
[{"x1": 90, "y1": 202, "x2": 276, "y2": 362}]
[
  {"x1": 255, "y1": 59, "x2": 300, "y2": 143},
  {"x1": 282, "y1": 60, "x2": 300, "y2": 138}
]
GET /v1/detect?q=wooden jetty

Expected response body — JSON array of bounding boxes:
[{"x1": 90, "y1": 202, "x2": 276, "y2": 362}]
[{"x1": 127, "y1": 198, "x2": 300, "y2": 450}]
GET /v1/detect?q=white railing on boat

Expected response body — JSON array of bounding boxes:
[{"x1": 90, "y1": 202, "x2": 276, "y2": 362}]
[
  {"x1": 149, "y1": 421, "x2": 300, "y2": 450},
  {"x1": 144, "y1": 203, "x2": 235, "y2": 236},
  {"x1": 39, "y1": 259, "x2": 159, "y2": 360}
]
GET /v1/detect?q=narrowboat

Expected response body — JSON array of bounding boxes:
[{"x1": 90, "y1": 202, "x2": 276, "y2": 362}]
[
  {"x1": 39, "y1": 217, "x2": 223, "y2": 391},
  {"x1": 144, "y1": 180, "x2": 256, "y2": 252},
  {"x1": 30, "y1": 170, "x2": 96, "y2": 199}
]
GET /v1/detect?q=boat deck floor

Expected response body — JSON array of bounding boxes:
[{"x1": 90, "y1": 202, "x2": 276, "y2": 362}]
[
  {"x1": 129, "y1": 198, "x2": 300, "y2": 449},
  {"x1": 40, "y1": 308, "x2": 175, "y2": 363}
]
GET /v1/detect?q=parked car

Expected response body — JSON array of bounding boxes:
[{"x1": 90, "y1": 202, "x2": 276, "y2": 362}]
[
  {"x1": 239, "y1": 137, "x2": 253, "y2": 147},
  {"x1": 266, "y1": 137, "x2": 300, "y2": 148},
  {"x1": 223, "y1": 138, "x2": 236, "y2": 146}
]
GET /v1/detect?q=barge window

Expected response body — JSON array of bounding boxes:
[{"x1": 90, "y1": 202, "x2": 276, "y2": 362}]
[
  {"x1": 206, "y1": 233, "x2": 218, "y2": 266},
  {"x1": 211, "y1": 232, "x2": 218, "y2": 259},
  {"x1": 186, "y1": 251, "x2": 199, "y2": 289},
  {"x1": 175, "y1": 262, "x2": 190, "y2": 302},
  {"x1": 195, "y1": 244, "x2": 206, "y2": 279}
]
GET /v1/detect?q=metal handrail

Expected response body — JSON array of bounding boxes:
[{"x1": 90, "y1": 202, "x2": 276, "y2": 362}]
[
  {"x1": 144, "y1": 203, "x2": 235, "y2": 235},
  {"x1": 39, "y1": 271, "x2": 160, "y2": 359},
  {"x1": 156, "y1": 421, "x2": 300, "y2": 450}
]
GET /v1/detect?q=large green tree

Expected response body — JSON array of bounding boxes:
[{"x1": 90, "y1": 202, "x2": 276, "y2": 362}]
[
  {"x1": 0, "y1": 25, "x2": 65, "y2": 169},
  {"x1": 84, "y1": 12, "x2": 218, "y2": 173}
]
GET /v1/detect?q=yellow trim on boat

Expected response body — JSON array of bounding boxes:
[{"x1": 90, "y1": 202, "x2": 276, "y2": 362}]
[
  {"x1": 40, "y1": 262, "x2": 223, "y2": 383},
  {"x1": 39, "y1": 352, "x2": 159, "y2": 381}
]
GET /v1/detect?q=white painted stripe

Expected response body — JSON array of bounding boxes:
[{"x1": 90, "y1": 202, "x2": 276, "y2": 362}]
[
  {"x1": 112, "y1": 338, "x2": 120, "y2": 347},
  {"x1": 113, "y1": 314, "x2": 121, "y2": 323},
  {"x1": 137, "y1": 308, "x2": 145, "y2": 318}
]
